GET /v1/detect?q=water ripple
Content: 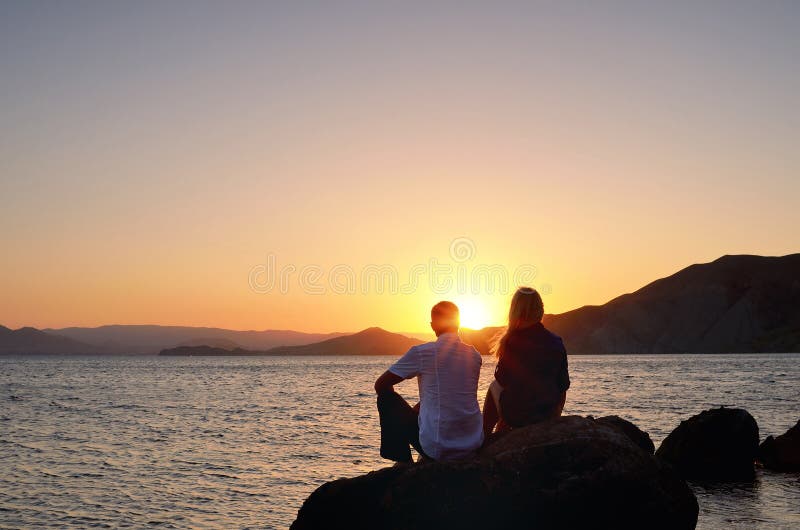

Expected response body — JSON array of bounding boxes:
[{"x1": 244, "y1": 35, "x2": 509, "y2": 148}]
[{"x1": 0, "y1": 354, "x2": 798, "y2": 529}]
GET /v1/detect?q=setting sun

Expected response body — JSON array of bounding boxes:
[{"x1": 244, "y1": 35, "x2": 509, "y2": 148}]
[{"x1": 453, "y1": 296, "x2": 495, "y2": 330}]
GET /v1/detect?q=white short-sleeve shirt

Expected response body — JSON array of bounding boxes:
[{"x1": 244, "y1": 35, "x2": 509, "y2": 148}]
[{"x1": 389, "y1": 332, "x2": 484, "y2": 461}]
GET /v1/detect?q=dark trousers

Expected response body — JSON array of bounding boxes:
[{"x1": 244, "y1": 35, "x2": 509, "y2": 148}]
[{"x1": 376, "y1": 391, "x2": 428, "y2": 463}]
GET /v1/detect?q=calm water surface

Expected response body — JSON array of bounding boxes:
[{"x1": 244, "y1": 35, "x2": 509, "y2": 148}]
[{"x1": 1, "y1": 354, "x2": 798, "y2": 529}]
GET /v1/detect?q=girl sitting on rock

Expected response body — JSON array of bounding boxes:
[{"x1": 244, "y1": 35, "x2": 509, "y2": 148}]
[{"x1": 483, "y1": 287, "x2": 570, "y2": 439}]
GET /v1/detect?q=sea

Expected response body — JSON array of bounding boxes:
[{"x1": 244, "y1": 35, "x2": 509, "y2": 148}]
[{"x1": 1, "y1": 354, "x2": 798, "y2": 529}]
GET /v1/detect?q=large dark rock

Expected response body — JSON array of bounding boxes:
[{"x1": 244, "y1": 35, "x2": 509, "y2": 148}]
[
  {"x1": 655, "y1": 407, "x2": 759, "y2": 480},
  {"x1": 292, "y1": 416, "x2": 698, "y2": 529},
  {"x1": 759, "y1": 420, "x2": 800, "y2": 471},
  {"x1": 596, "y1": 415, "x2": 656, "y2": 454}
]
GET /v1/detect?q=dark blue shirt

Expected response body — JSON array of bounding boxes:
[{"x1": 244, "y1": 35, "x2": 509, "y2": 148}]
[{"x1": 494, "y1": 323, "x2": 570, "y2": 425}]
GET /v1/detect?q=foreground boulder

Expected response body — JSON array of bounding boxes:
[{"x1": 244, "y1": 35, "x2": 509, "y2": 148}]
[
  {"x1": 596, "y1": 415, "x2": 656, "y2": 454},
  {"x1": 759, "y1": 420, "x2": 800, "y2": 471},
  {"x1": 655, "y1": 407, "x2": 759, "y2": 480},
  {"x1": 292, "y1": 416, "x2": 698, "y2": 529}
]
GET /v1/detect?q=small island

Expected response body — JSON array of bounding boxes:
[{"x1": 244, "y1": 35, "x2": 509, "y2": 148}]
[{"x1": 158, "y1": 345, "x2": 267, "y2": 356}]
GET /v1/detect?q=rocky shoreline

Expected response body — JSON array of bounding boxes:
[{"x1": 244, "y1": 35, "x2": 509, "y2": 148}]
[{"x1": 292, "y1": 408, "x2": 799, "y2": 529}]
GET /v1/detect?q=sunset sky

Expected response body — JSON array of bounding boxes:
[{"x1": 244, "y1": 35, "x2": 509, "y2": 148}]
[{"x1": 1, "y1": 2, "x2": 798, "y2": 333}]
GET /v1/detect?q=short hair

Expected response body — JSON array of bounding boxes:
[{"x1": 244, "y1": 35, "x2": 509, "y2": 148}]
[{"x1": 431, "y1": 301, "x2": 459, "y2": 326}]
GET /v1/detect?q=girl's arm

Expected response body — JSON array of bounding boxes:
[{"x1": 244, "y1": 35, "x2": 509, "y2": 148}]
[{"x1": 482, "y1": 381, "x2": 502, "y2": 440}]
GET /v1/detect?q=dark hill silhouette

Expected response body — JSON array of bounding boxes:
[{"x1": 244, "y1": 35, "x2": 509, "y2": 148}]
[
  {"x1": 452, "y1": 254, "x2": 800, "y2": 355},
  {"x1": 0, "y1": 326, "x2": 99, "y2": 355},
  {"x1": 542, "y1": 254, "x2": 800, "y2": 354},
  {"x1": 265, "y1": 327, "x2": 423, "y2": 356}
]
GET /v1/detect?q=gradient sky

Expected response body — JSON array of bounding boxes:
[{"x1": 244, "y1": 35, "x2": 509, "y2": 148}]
[{"x1": 1, "y1": 1, "x2": 798, "y2": 332}]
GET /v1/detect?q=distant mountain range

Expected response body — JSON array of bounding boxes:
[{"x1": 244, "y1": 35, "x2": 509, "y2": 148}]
[
  {"x1": 2, "y1": 254, "x2": 799, "y2": 355},
  {"x1": 160, "y1": 327, "x2": 424, "y2": 356},
  {"x1": 0, "y1": 326, "x2": 99, "y2": 355},
  {"x1": 38, "y1": 325, "x2": 347, "y2": 355}
]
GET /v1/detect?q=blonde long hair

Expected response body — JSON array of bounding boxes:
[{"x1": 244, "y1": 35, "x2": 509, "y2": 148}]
[{"x1": 492, "y1": 287, "x2": 544, "y2": 359}]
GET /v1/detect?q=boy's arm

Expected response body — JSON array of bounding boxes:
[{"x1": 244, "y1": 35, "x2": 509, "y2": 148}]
[
  {"x1": 375, "y1": 345, "x2": 420, "y2": 394},
  {"x1": 374, "y1": 370, "x2": 404, "y2": 394}
]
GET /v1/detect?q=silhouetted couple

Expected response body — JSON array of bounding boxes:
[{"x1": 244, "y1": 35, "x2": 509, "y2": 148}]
[{"x1": 374, "y1": 287, "x2": 570, "y2": 463}]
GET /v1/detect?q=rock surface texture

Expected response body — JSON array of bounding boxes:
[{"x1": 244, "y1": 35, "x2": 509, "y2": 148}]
[
  {"x1": 292, "y1": 416, "x2": 698, "y2": 530},
  {"x1": 595, "y1": 415, "x2": 656, "y2": 454}
]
